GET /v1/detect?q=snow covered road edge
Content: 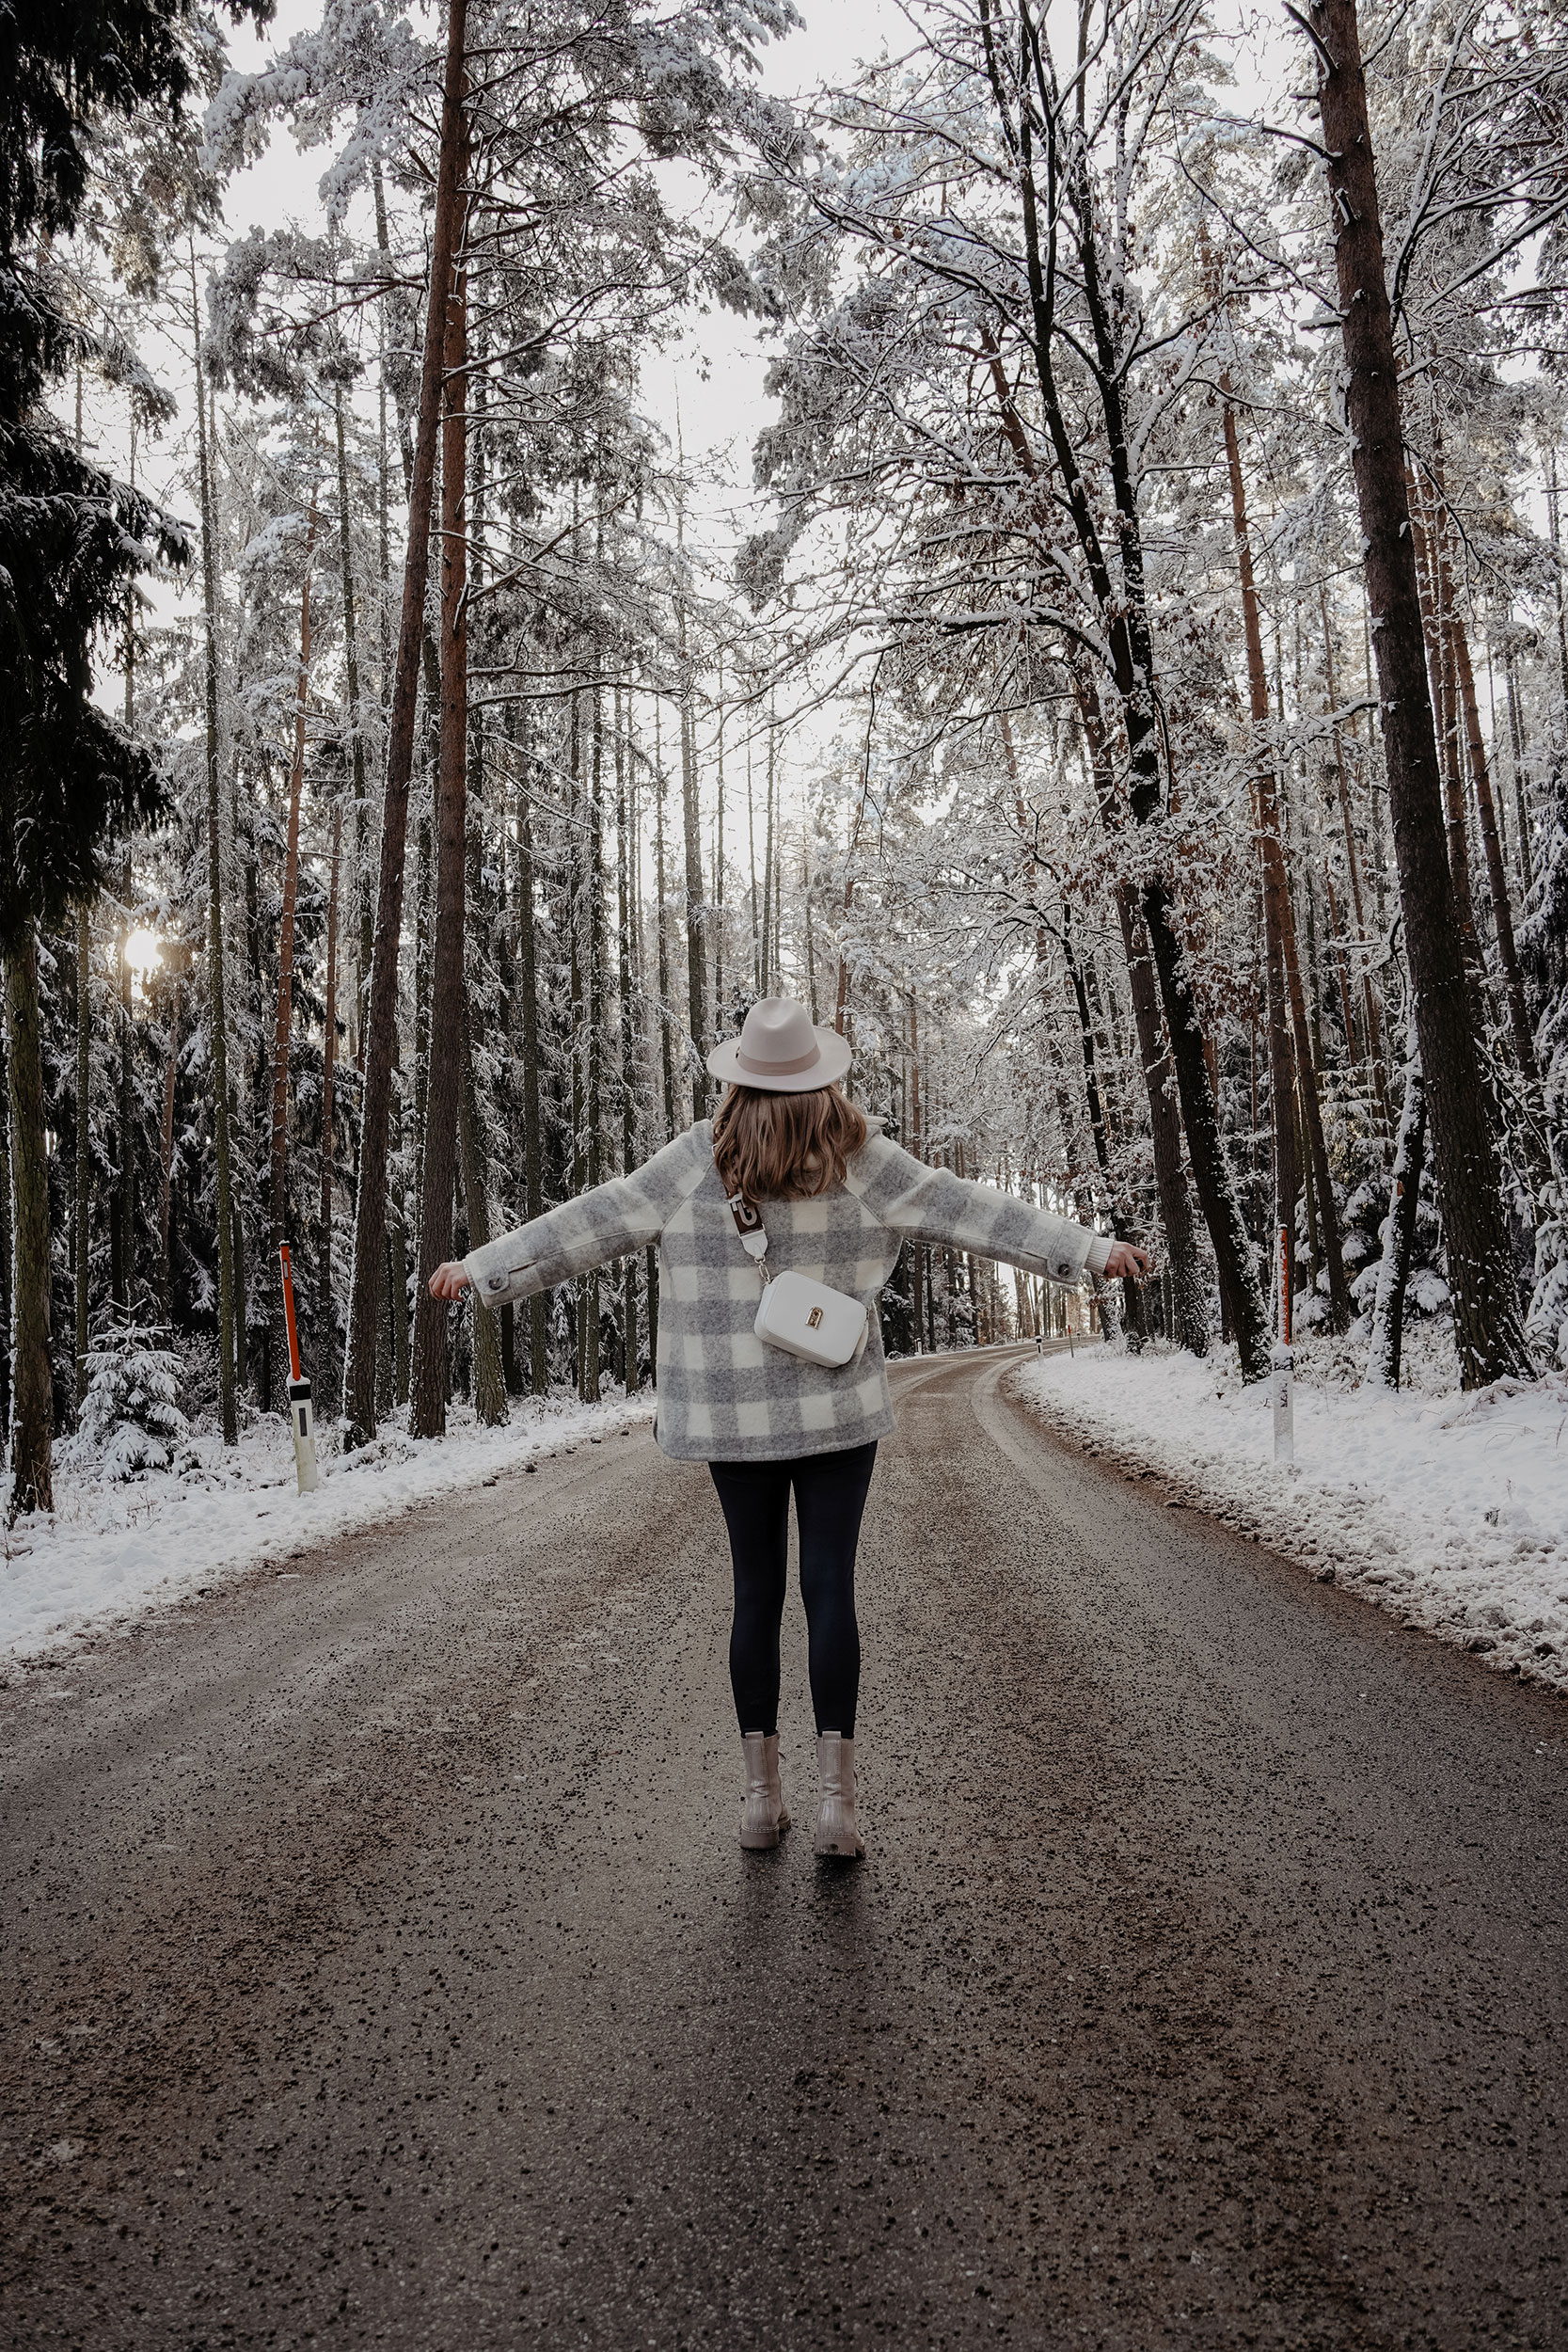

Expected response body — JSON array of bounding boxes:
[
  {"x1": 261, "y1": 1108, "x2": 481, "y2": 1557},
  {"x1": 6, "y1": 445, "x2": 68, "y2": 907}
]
[
  {"x1": 0, "y1": 1392, "x2": 656, "y2": 1672},
  {"x1": 1009, "y1": 1347, "x2": 1568, "y2": 1696}
]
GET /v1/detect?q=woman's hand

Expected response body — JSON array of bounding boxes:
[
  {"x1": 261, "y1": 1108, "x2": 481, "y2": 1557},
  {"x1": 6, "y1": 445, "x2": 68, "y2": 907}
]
[
  {"x1": 428, "y1": 1261, "x2": 472, "y2": 1300},
  {"x1": 1103, "y1": 1239, "x2": 1152, "y2": 1280}
]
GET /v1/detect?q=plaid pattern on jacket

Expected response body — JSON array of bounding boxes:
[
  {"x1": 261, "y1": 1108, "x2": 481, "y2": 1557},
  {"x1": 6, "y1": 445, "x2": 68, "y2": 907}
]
[{"x1": 463, "y1": 1120, "x2": 1111, "y2": 1463}]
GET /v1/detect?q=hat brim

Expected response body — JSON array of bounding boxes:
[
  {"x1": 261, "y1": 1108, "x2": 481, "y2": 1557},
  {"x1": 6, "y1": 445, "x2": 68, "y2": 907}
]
[{"x1": 706, "y1": 1025, "x2": 853, "y2": 1093}]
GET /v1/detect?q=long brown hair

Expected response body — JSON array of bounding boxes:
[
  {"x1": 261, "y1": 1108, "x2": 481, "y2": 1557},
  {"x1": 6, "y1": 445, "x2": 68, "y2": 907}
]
[{"x1": 712, "y1": 1083, "x2": 868, "y2": 1206}]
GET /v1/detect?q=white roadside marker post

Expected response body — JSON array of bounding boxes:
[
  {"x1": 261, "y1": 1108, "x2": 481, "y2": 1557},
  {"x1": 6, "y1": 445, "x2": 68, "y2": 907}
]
[
  {"x1": 1272, "y1": 1220, "x2": 1294, "y2": 1466},
  {"x1": 279, "y1": 1244, "x2": 320, "y2": 1496}
]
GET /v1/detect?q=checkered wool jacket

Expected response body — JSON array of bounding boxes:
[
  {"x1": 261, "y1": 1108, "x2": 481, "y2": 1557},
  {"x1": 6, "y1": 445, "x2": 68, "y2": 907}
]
[{"x1": 463, "y1": 1120, "x2": 1112, "y2": 1463}]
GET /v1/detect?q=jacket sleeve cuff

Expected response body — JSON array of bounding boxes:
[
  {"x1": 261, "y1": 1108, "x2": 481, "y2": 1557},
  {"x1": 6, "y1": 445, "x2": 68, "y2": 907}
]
[
  {"x1": 463, "y1": 1243, "x2": 546, "y2": 1306},
  {"x1": 1084, "y1": 1232, "x2": 1114, "y2": 1278}
]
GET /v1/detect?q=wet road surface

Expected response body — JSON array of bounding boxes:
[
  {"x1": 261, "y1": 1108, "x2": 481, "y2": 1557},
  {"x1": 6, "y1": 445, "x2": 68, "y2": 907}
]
[{"x1": 2, "y1": 1342, "x2": 1565, "y2": 2350}]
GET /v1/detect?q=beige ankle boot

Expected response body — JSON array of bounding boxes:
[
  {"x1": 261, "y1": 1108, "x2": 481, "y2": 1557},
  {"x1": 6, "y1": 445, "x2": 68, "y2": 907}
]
[
  {"x1": 739, "y1": 1732, "x2": 790, "y2": 1850},
  {"x1": 814, "y1": 1731, "x2": 864, "y2": 1859}
]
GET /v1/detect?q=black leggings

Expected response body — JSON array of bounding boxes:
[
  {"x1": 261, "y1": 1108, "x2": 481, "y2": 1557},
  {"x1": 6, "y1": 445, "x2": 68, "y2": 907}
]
[{"x1": 709, "y1": 1441, "x2": 878, "y2": 1740}]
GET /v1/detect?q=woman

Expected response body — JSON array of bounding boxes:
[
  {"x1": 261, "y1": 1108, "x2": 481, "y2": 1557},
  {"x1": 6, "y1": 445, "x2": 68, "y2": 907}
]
[{"x1": 431, "y1": 996, "x2": 1148, "y2": 1863}]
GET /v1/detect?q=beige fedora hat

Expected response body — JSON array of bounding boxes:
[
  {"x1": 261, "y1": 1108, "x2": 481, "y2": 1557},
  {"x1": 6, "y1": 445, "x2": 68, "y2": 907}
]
[{"x1": 707, "y1": 996, "x2": 853, "y2": 1094}]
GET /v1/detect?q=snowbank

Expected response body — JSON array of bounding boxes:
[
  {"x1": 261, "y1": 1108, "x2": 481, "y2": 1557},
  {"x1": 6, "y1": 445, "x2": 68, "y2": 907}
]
[
  {"x1": 1011, "y1": 1342, "x2": 1568, "y2": 1693},
  {"x1": 1, "y1": 1391, "x2": 654, "y2": 1671}
]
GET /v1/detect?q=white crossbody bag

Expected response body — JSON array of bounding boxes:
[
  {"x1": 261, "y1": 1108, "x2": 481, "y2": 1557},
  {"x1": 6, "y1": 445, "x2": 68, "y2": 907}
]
[{"x1": 727, "y1": 1193, "x2": 869, "y2": 1370}]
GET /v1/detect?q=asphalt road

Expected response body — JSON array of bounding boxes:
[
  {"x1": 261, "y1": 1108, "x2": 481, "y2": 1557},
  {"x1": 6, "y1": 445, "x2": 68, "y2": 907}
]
[{"x1": 2, "y1": 1342, "x2": 1565, "y2": 2352}]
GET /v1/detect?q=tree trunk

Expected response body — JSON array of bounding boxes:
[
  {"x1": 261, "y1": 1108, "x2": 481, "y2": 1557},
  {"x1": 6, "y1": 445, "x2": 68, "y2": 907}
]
[
  {"x1": 268, "y1": 490, "x2": 318, "y2": 1410},
  {"x1": 231, "y1": 1192, "x2": 248, "y2": 1397},
  {"x1": 712, "y1": 673, "x2": 725, "y2": 1035},
  {"x1": 334, "y1": 383, "x2": 372, "y2": 1052},
  {"x1": 6, "y1": 929, "x2": 53, "y2": 1517},
  {"x1": 1001, "y1": 711, "x2": 1146, "y2": 1343},
  {"x1": 391, "y1": 1191, "x2": 411, "y2": 1405},
  {"x1": 747, "y1": 722, "x2": 760, "y2": 990},
  {"x1": 409, "y1": 260, "x2": 468, "y2": 1439},
  {"x1": 804, "y1": 858, "x2": 819, "y2": 1023},
  {"x1": 678, "y1": 601, "x2": 708, "y2": 1118},
  {"x1": 1112, "y1": 883, "x2": 1209, "y2": 1354},
  {"x1": 74, "y1": 906, "x2": 90, "y2": 1401},
  {"x1": 567, "y1": 680, "x2": 586, "y2": 1399},
  {"x1": 1264, "y1": 912, "x2": 1300, "y2": 1310},
  {"x1": 760, "y1": 714, "x2": 775, "y2": 996},
  {"x1": 1222, "y1": 393, "x2": 1349, "y2": 1329},
  {"x1": 116, "y1": 858, "x2": 135, "y2": 1313},
  {"x1": 1309, "y1": 0, "x2": 1532, "y2": 1384},
  {"x1": 1547, "y1": 449, "x2": 1568, "y2": 708},
  {"x1": 1062, "y1": 904, "x2": 1147, "y2": 1343},
  {"x1": 1270, "y1": 832, "x2": 1350, "y2": 1326},
  {"x1": 1322, "y1": 865, "x2": 1361, "y2": 1073},
  {"x1": 159, "y1": 989, "x2": 178, "y2": 1318},
  {"x1": 1409, "y1": 475, "x2": 1484, "y2": 1007},
  {"x1": 1366, "y1": 1053, "x2": 1426, "y2": 1391},
  {"x1": 1070, "y1": 681, "x2": 1209, "y2": 1352},
  {"x1": 371, "y1": 332, "x2": 390, "y2": 1059},
  {"x1": 118, "y1": 430, "x2": 137, "y2": 1320},
  {"x1": 582, "y1": 649, "x2": 605, "y2": 1404},
  {"x1": 832, "y1": 704, "x2": 876, "y2": 1045},
  {"x1": 616, "y1": 685, "x2": 641, "y2": 1393},
  {"x1": 909, "y1": 997, "x2": 926, "y2": 1349},
  {"x1": 1441, "y1": 542, "x2": 1542, "y2": 1101},
  {"x1": 457, "y1": 995, "x2": 507, "y2": 1425},
  {"x1": 1222, "y1": 395, "x2": 1302, "y2": 1310},
  {"x1": 1320, "y1": 584, "x2": 1388, "y2": 1121},
  {"x1": 654, "y1": 713, "x2": 677, "y2": 1136},
  {"x1": 516, "y1": 744, "x2": 546, "y2": 1393},
  {"x1": 192, "y1": 246, "x2": 238, "y2": 1445},
  {"x1": 1299, "y1": 1067, "x2": 1322, "y2": 1297},
  {"x1": 413, "y1": 806, "x2": 433, "y2": 1247},
  {"x1": 456, "y1": 477, "x2": 504, "y2": 1430},
  {"x1": 773, "y1": 773, "x2": 784, "y2": 993},
  {"x1": 0, "y1": 1027, "x2": 10, "y2": 1440},
  {"x1": 317, "y1": 797, "x2": 341, "y2": 1412},
  {"x1": 1138, "y1": 881, "x2": 1271, "y2": 1363},
  {"x1": 343, "y1": 0, "x2": 468, "y2": 1442},
  {"x1": 1502, "y1": 644, "x2": 1534, "y2": 899}
]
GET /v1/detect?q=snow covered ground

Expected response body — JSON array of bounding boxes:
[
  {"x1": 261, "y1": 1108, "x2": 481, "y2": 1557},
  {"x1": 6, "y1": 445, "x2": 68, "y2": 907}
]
[
  {"x1": 1011, "y1": 1337, "x2": 1568, "y2": 1692},
  {"x1": 0, "y1": 1391, "x2": 654, "y2": 1672}
]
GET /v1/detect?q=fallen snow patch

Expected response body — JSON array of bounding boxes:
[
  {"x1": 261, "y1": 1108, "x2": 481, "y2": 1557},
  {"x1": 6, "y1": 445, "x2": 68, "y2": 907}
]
[
  {"x1": 1011, "y1": 1343, "x2": 1568, "y2": 1694},
  {"x1": 1, "y1": 1391, "x2": 654, "y2": 1671}
]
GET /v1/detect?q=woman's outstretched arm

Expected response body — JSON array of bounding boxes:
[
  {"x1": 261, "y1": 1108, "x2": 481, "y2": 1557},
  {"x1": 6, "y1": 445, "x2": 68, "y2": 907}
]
[
  {"x1": 849, "y1": 1135, "x2": 1149, "y2": 1285},
  {"x1": 429, "y1": 1127, "x2": 707, "y2": 1302}
]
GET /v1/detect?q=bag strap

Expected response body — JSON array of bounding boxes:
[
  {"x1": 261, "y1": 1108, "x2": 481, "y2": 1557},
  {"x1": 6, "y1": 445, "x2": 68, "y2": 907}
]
[{"x1": 727, "y1": 1191, "x2": 770, "y2": 1286}]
